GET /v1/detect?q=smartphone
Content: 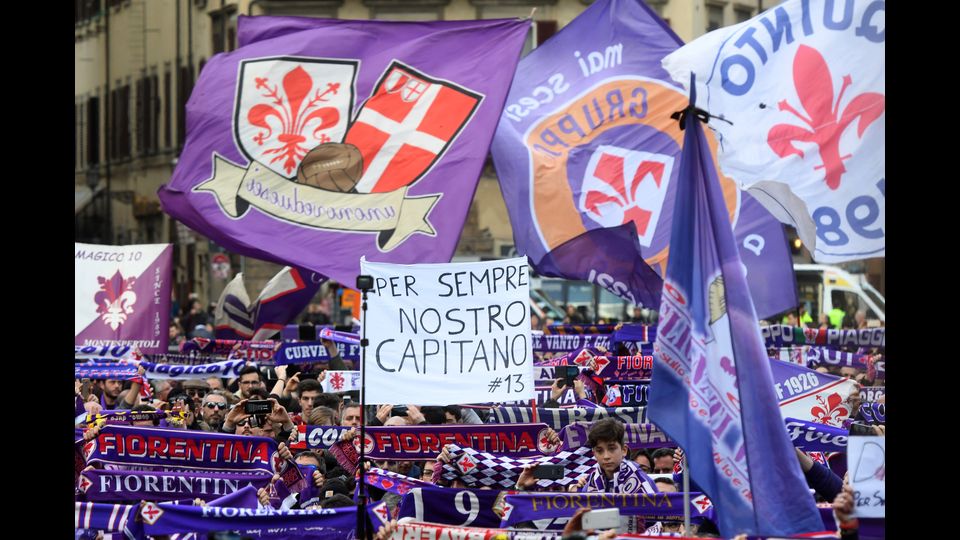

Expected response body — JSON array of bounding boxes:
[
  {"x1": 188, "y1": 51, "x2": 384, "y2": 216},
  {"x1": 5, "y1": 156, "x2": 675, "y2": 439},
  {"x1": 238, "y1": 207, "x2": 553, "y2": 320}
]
[
  {"x1": 245, "y1": 400, "x2": 272, "y2": 415},
  {"x1": 558, "y1": 366, "x2": 579, "y2": 387},
  {"x1": 391, "y1": 406, "x2": 408, "y2": 417},
  {"x1": 532, "y1": 464, "x2": 565, "y2": 480},
  {"x1": 582, "y1": 508, "x2": 621, "y2": 531},
  {"x1": 849, "y1": 423, "x2": 876, "y2": 436}
]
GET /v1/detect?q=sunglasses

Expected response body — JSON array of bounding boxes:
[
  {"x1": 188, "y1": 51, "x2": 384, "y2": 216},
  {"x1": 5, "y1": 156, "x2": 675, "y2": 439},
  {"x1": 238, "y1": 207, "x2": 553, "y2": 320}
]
[
  {"x1": 186, "y1": 389, "x2": 207, "y2": 397},
  {"x1": 204, "y1": 402, "x2": 228, "y2": 410}
]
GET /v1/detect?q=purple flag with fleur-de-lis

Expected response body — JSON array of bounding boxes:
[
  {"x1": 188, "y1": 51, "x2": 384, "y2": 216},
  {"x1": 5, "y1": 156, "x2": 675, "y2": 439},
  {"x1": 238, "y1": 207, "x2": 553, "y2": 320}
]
[
  {"x1": 491, "y1": 0, "x2": 797, "y2": 317},
  {"x1": 75, "y1": 243, "x2": 172, "y2": 355},
  {"x1": 159, "y1": 16, "x2": 530, "y2": 288},
  {"x1": 663, "y1": 0, "x2": 885, "y2": 262}
]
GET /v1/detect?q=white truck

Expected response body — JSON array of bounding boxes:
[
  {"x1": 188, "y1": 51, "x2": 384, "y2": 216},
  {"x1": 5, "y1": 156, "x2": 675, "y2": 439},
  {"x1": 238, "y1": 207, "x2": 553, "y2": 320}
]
[{"x1": 794, "y1": 264, "x2": 885, "y2": 325}]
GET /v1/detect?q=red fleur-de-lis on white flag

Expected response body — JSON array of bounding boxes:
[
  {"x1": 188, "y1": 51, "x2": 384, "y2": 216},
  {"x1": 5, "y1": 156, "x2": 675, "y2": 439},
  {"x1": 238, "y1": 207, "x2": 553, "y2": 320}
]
[{"x1": 767, "y1": 45, "x2": 884, "y2": 191}]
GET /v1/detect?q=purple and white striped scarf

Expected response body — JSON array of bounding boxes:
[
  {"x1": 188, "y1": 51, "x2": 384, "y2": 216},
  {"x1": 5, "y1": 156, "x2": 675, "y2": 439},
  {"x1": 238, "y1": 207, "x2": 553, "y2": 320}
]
[
  {"x1": 435, "y1": 443, "x2": 595, "y2": 490},
  {"x1": 583, "y1": 457, "x2": 657, "y2": 493}
]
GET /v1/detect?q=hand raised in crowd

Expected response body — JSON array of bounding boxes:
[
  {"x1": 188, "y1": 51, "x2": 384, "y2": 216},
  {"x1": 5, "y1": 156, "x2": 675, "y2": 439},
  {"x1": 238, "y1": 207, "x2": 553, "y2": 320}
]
[
  {"x1": 573, "y1": 378, "x2": 587, "y2": 399},
  {"x1": 277, "y1": 442, "x2": 293, "y2": 462},
  {"x1": 83, "y1": 421, "x2": 104, "y2": 441},
  {"x1": 374, "y1": 519, "x2": 399, "y2": 540},
  {"x1": 562, "y1": 508, "x2": 590, "y2": 535},
  {"x1": 317, "y1": 370, "x2": 327, "y2": 384},
  {"x1": 376, "y1": 404, "x2": 393, "y2": 424},
  {"x1": 321, "y1": 338, "x2": 338, "y2": 357},
  {"x1": 84, "y1": 400, "x2": 103, "y2": 416},
  {"x1": 550, "y1": 379, "x2": 565, "y2": 401},
  {"x1": 596, "y1": 529, "x2": 617, "y2": 540},
  {"x1": 543, "y1": 427, "x2": 561, "y2": 447},
  {"x1": 437, "y1": 444, "x2": 454, "y2": 464},
  {"x1": 257, "y1": 486, "x2": 272, "y2": 507},
  {"x1": 223, "y1": 399, "x2": 250, "y2": 432},
  {"x1": 833, "y1": 483, "x2": 857, "y2": 526},
  {"x1": 515, "y1": 463, "x2": 540, "y2": 490},
  {"x1": 406, "y1": 404, "x2": 425, "y2": 425},
  {"x1": 340, "y1": 427, "x2": 358, "y2": 442},
  {"x1": 312, "y1": 469, "x2": 324, "y2": 489},
  {"x1": 267, "y1": 398, "x2": 293, "y2": 428},
  {"x1": 872, "y1": 424, "x2": 885, "y2": 436},
  {"x1": 568, "y1": 475, "x2": 587, "y2": 493}
]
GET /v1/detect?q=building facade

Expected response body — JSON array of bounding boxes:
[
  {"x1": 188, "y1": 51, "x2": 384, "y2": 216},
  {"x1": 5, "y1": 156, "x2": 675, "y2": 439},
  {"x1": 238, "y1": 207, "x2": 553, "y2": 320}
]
[{"x1": 79, "y1": 0, "x2": 877, "y2": 322}]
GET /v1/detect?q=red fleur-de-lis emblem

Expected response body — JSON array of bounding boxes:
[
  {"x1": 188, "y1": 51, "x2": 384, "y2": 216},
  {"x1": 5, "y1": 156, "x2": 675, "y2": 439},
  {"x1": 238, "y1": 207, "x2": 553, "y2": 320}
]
[
  {"x1": 141, "y1": 502, "x2": 163, "y2": 525},
  {"x1": 330, "y1": 372, "x2": 345, "y2": 391},
  {"x1": 810, "y1": 392, "x2": 847, "y2": 426},
  {"x1": 247, "y1": 66, "x2": 342, "y2": 176},
  {"x1": 373, "y1": 502, "x2": 390, "y2": 524},
  {"x1": 579, "y1": 147, "x2": 672, "y2": 245},
  {"x1": 83, "y1": 440, "x2": 96, "y2": 459},
  {"x1": 78, "y1": 475, "x2": 92, "y2": 493},
  {"x1": 767, "y1": 45, "x2": 885, "y2": 191},
  {"x1": 457, "y1": 455, "x2": 477, "y2": 473},
  {"x1": 692, "y1": 495, "x2": 712, "y2": 513}
]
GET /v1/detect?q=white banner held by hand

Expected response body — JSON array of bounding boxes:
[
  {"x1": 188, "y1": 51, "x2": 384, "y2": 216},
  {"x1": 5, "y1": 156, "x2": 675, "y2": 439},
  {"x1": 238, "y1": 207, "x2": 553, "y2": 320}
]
[{"x1": 360, "y1": 256, "x2": 535, "y2": 405}]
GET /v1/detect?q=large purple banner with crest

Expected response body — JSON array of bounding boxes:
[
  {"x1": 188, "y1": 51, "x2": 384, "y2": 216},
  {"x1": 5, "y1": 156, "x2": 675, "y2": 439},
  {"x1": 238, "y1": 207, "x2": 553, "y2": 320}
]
[
  {"x1": 491, "y1": 0, "x2": 797, "y2": 317},
  {"x1": 158, "y1": 16, "x2": 530, "y2": 289},
  {"x1": 75, "y1": 243, "x2": 172, "y2": 355}
]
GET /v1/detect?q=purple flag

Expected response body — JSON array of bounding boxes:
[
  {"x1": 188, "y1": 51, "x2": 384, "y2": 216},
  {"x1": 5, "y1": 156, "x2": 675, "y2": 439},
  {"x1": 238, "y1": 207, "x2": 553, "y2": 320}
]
[
  {"x1": 75, "y1": 243, "x2": 173, "y2": 354},
  {"x1": 214, "y1": 266, "x2": 325, "y2": 341},
  {"x1": 77, "y1": 469, "x2": 274, "y2": 502},
  {"x1": 645, "y1": 81, "x2": 823, "y2": 536},
  {"x1": 158, "y1": 17, "x2": 530, "y2": 289},
  {"x1": 491, "y1": 0, "x2": 796, "y2": 317}
]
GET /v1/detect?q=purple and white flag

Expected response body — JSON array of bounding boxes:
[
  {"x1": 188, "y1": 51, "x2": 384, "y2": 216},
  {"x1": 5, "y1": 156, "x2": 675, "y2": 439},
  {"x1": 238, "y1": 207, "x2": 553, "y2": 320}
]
[
  {"x1": 81, "y1": 425, "x2": 282, "y2": 474},
  {"x1": 77, "y1": 469, "x2": 274, "y2": 502},
  {"x1": 645, "y1": 80, "x2": 822, "y2": 536},
  {"x1": 318, "y1": 327, "x2": 360, "y2": 345},
  {"x1": 76, "y1": 243, "x2": 172, "y2": 355},
  {"x1": 75, "y1": 362, "x2": 140, "y2": 381},
  {"x1": 159, "y1": 16, "x2": 530, "y2": 289},
  {"x1": 770, "y1": 358, "x2": 859, "y2": 427},
  {"x1": 136, "y1": 358, "x2": 249, "y2": 380},
  {"x1": 141, "y1": 500, "x2": 361, "y2": 538},
  {"x1": 437, "y1": 443, "x2": 595, "y2": 490},
  {"x1": 215, "y1": 266, "x2": 325, "y2": 341},
  {"x1": 663, "y1": 0, "x2": 885, "y2": 262},
  {"x1": 532, "y1": 333, "x2": 611, "y2": 353},
  {"x1": 503, "y1": 492, "x2": 716, "y2": 527},
  {"x1": 761, "y1": 324, "x2": 885, "y2": 349},
  {"x1": 488, "y1": 406, "x2": 647, "y2": 431},
  {"x1": 397, "y1": 485, "x2": 506, "y2": 528},
  {"x1": 320, "y1": 371, "x2": 361, "y2": 393},
  {"x1": 275, "y1": 340, "x2": 360, "y2": 364},
  {"x1": 784, "y1": 418, "x2": 848, "y2": 454},
  {"x1": 76, "y1": 344, "x2": 139, "y2": 362},
  {"x1": 492, "y1": 0, "x2": 797, "y2": 317}
]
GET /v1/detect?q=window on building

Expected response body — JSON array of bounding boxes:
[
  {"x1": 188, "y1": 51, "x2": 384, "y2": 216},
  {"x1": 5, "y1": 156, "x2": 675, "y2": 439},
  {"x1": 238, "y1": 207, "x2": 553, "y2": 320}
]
[
  {"x1": 473, "y1": 3, "x2": 557, "y2": 57},
  {"x1": 211, "y1": 6, "x2": 238, "y2": 54},
  {"x1": 177, "y1": 65, "x2": 195, "y2": 149},
  {"x1": 76, "y1": 102, "x2": 84, "y2": 170},
  {"x1": 87, "y1": 96, "x2": 100, "y2": 166},
  {"x1": 644, "y1": 0, "x2": 667, "y2": 17},
  {"x1": 707, "y1": 3, "x2": 725, "y2": 32},
  {"x1": 367, "y1": 0, "x2": 446, "y2": 20},
  {"x1": 111, "y1": 84, "x2": 131, "y2": 160},
  {"x1": 163, "y1": 68, "x2": 172, "y2": 149},
  {"x1": 136, "y1": 72, "x2": 160, "y2": 156},
  {"x1": 734, "y1": 6, "x2": 753, "y2": 23}
]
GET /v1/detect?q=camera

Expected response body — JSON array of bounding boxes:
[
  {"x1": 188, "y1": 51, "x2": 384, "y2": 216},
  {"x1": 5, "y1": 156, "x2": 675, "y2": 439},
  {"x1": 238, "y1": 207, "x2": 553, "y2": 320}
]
[{"x1": 356, "y1": 275, "x2": 374, "y2": 292}]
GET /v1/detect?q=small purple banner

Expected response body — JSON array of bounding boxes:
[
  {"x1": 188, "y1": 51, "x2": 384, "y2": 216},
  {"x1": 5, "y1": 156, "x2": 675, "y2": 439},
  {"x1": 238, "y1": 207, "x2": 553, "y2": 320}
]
[
  {"x1": 560, "y1": 421, "x2": 671, "y2": 450},
  {"x1": 532, "y1": 333, "x2": 611, "y2": 353},
  {"x1": 75, "y1": 243, "x2": 172, "y2": 355},
  {"x1": 761, "y1": 325, "x2": 886, "y2": 349}
]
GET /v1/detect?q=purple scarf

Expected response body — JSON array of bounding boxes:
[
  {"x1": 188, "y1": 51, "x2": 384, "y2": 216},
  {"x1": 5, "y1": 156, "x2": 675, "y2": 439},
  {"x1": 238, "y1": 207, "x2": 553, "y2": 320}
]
[
  {"x1": 75, "y1": 362, "x2": 140, "y2": 381},
  {"x1": 503, "y1": 492, "x2": 716, "y2": 527},
  {"x1": 141, "y1": 500, "x2": 362, "y2": 538},
  {"x1": 583, "y1": 457, "x2": 657, "y2": 494},
  {"x1": 78, "y1": 469, "x2": 274, "y2": 502},
  {"x1": 82, "y1": 424, "x2": 280, "y2": 473}
]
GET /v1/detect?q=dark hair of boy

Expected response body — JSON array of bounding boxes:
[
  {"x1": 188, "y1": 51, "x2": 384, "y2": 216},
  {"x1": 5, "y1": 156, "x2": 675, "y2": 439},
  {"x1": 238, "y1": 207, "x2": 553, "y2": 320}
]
[{"x1": 587, "y1": 418, "x2": 626, "y2": 448}]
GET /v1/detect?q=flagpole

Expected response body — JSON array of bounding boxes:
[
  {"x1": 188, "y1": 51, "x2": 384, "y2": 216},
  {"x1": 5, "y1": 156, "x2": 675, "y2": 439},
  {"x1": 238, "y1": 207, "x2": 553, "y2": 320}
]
[
  {"x1": 356, "y1": 276, "x2": 373, "y2": 540},
  {"x1": 682, "y1": 452, "x2": 691, "y2": 534}
]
